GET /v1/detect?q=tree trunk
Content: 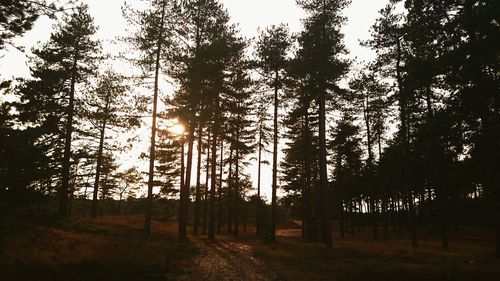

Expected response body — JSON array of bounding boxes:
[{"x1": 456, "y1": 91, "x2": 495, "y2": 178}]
[
  {"x1": 243, "y1": 203, "x2": 247, "y2": 232},
  {"x1": 217, "y1": 139, "x2": 224, "y2": 234},
  {"x1": 350, "y1": 191, "x2": 354, "y2": 236},
  {"x1": 396, "y1": 37, "x2": 417, "y2": 248},
  {"x1": 179, "y1": 117, "x2": 196, "y2": 239},
  {"x1": 439, "y1": 192, "x2": 448, "y2": 248},
  {"x1": 391, "y1": 195, "x2": 397, "y2": 232},
  {"x1": 318, "y1": 76, "x2": 331, "y2": 247},
  {"x1": 340, "y1": 200, "x2": 345, "y2": 238},
  {"x1": 193, "y1": 122, "x2": 203, "y2": 235},
  {"x1": 59, "y1": 40, "x2": 80, "y2": 215},
  {"x1": 234, "y1": 116, "x2": 241, "y2": 237},
  {"x1": 358, "y1": 198, "x2": 363, "y2": 232},
  {"x1": 256, "y1": 130, "x2": 262, "y2": 236},
  {"x1": 363, "y1": 90, "x2": 377, "y2": 240},
  {"x1": 68, "y1": 162, "x2": 78, "y2": 216},
  {"x1": 303, "y1": 111, "x2": 313, "y2": 241},
  {"x1": 178, "y1": 134, "x2": 186, "y2": 237},
  {"x1": 496, "y1": 202, "x2": 500, "y2": 258},
  {"x1": 202, "y1": 126, "x2": 211, "y2": 235},
  {"x1": 145, "y1": 2, "x2": 166, "y2": 236},
  {"x1": 92, "y1": 91, "x2": 110, "y2": 218},
  {"x1": 227, "y1": 147, "x2": 234, "y2": 234},
  {"x1": 269, "y1": 71, "x2": 279, "y2": 243},
  {"x1": 397, "y1": 195, "x2": 402, "y2": 235},
  {"x1": 382, "y1": 196, "x2": 389, "y2": 239},
  {"x1": 208, "y1": 100, "x2": 219, "y2": 240},
  {"x1": 91, "y1": 123, "x2": 106, "y2": 218}
]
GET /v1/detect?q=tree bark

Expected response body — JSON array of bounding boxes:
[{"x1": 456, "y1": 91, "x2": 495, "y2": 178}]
[
  {"x1": 144, "y1": 2, "x2": 166, "y2": 236},
  {"x1": 227, "y1": 147, "x2": 234, "y2": 234},
  {"x1": 193, "y1": 122, "x2": 203, "y2": 235},
  {"x1": 91, "y1": 90, "x2": 110, "y2": 218},
  {"x1": 269, "y1": 70, "x2": 279, "y2": 243},
  {"x1": 396, "y1": 36, "x2": 417, "y2": 248},
  {"x1": 179, "y1": 117, "x2": 196, "y2": 239},
  {"x1": 234, "y1": 110, "x2": 241, "y2": 237},
  {"x1": 256, "y1": 129, "x2": 262, "y2": 236},
  {"x1": 59, "y1": 39, "x2": 80, "y2": 215},
  {"x1": 303, "y1": 110, "x2": 313, "y2": 241},
  {"x1": 217, "y1": 139, "x2": 224, "y2": 234},
  {"x1": 178, "y1": 133, "x2": 186, "y2": 237},
  {"x1": 202, "y1": 126, "x2": 211, "y2": 235},
  {"x1": 318, "y1": 87, "x2": 331, "y2": 247},
  {"x1": 362, "y1": 91, "x2": 377, "y2": 240},
  {"x1": 318, "y1": 0, "x2": 332, "y2": 247},
  {"x1": 208, "y1": 100, "x2": 219, "y2": 240}
]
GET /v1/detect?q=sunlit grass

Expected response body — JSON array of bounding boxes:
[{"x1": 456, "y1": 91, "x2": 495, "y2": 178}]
[
  {"x1": 249, "y1": 226, "x2": 500, "y2": 281},
  {"x1": 0, "y1": 215, "x2": 196, "y2": 281},
  {"x1": 1, "y1": 216, "x2": 498, "y2": 281}
]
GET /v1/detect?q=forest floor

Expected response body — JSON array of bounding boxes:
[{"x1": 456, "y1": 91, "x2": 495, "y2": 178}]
[
  {"x1": 0, "y1": 215, "x2": 197, "y2": 281},
  {"x1": 1, "y1": 215, "x2": 499, "y2": 281}
]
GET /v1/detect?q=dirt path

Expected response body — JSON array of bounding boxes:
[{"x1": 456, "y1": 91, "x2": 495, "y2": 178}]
[{"x1": 176, "y1": 236, "x2": 278, "y2": 281}]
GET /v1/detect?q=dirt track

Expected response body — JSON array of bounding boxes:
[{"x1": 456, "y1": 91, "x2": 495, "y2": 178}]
[{"x1": 177, "y1": 236, "x2": 278, "y2": 281}]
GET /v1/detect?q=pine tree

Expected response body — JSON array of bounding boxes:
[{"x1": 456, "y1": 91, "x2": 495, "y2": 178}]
[
  {"x1": 349, "y1": 70, "x2": 387, "y2": 240},
  {"x1": 206, "y1": 28, "x2": 249, "y2": 240},
  {"x1": 283, "y1": 54, "x2": 322, "y2": 240},
  {"x1": 438, "y1": 0, "x2": 500, "y2": 256},
  {"x1": 225, "y1": 63, "x2": 254, "y2": 236},
  {"x1": 255, "y1": 24, "x2": 292, "y2": 242},
  {"x1": 156, "y1": 126, "x2": 182, "y2": 197},
  {"x1": 9, "y1": 5, "x2": 101, "y2": 214},
  {"x1": 296, "y1": 0, "x2": 350, "y2": 247},
  {"x1": 281, "y1": 103, "x2": 318, "y2": 239},
  {"x1": 330, "y1": 113, "x2": 363, "y2": 238},
  {"x1": 116, "y1": 167, "x2": 142, "y2": 214},
  {"x1": 167, "y1": 0, "x2": 234, "y2": 240},
  {"x1": 0, "y1": 0, "x2": 64, "y2": 49},
  {"x1": 86, "y1": 71, "x2": 139, "y2": 217},
  {"x1": 366, "y1": 2, "x2": 418, "y2": 248},
  {"x1": 0, "y1": 99, "x2": 51, "y2": 203},
  {"x1": 167, "y1": 0, "x2": 248, "y2": 240},
  {"x1": 124, "y1": 0, "x2": 179, "y2": 235},
  {"x1": 252, "y1": 88, "x2": 272, "y2": 236}
]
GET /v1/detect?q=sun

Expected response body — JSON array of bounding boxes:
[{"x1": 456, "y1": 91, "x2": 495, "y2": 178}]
[{"x1": 169, "y1": 123, "x2": 185, "y2": 136}]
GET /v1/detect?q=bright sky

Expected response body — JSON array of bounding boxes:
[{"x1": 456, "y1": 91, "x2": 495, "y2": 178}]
[{"x1": 0, "y1": 0, "x2": 389, "y2": 200}]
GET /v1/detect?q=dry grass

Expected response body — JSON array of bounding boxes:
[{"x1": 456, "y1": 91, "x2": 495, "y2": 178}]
[
  {"x1": 248, "y1": 224, "x2": 500, "y2": 281},
  {"x1": 0, "y1": 215, "x2": 196, "y2": 281},
  {"x1": 2, "y1": 216, "x2": 499, "y2": 281}
]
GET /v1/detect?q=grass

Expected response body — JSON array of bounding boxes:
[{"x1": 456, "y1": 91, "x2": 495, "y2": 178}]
[
  {"x1": 0, "y1": 215, "x2": 197, "y2": 281},
  {"x1": 250, "y1": 226, "x2": 500, "y2": 281},
  {"x1": 1, "y1": 215, "x2": 498, "y2": 281}
]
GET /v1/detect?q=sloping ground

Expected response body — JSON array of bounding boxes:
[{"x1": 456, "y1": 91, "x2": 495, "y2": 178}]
[
  {"x1": 185, "y1": 221, "x2": 500, "y2": 281},
  {"x1": 0, "y1": 215, "x2": 276, "y2": 281},
  {"x1": 0, "y1": 216, "x2": 196, "y2": 281},
  {"x1": 252, "y1": 225, "x2": 500, "y2": 281},
  {"x1": 2, "y1": 216, "x2": 499, "y2": 281}
]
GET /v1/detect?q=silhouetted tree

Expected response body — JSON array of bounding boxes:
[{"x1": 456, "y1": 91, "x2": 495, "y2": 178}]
[
  {"x1": 251, "y1": 88, "x2": 272, "y2": 235},
  {"x1": 255, "y1": 24, "x2": 292, "y2": 242},
  {"x1": 366, "y1": 2, "x2": 418, "y2": 247},
  {"x1": 296, "y1": 0, "x2": 350, "y2": 247},
  {"x1": 0, "y1": 0, "x2": 65, "y2": 49},
  {"x1": 87, "y1": 71, "x2": 139, "y2": 217},
  {"x1": 117, "y1": 167, "x2": 142, "y2": 214},
  {"x1": 124, "y1": 0, "x2": 178, "y2": 235},
  {"x1": 7, "y1": 5, "x2": 100, "y2": 214},
  {"x1": 349, "y1": 71, "x2": 387, "y2": 239}
]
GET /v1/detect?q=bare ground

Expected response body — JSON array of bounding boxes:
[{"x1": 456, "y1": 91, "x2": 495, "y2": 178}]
[{"x1": 177, "y1": 235, "x2": 279, "y2": 281}]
